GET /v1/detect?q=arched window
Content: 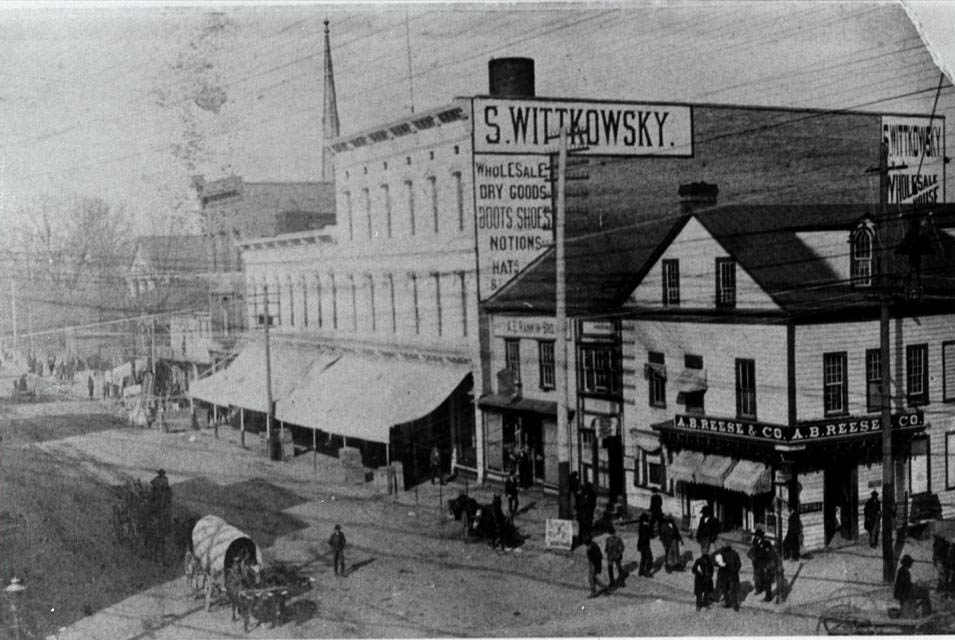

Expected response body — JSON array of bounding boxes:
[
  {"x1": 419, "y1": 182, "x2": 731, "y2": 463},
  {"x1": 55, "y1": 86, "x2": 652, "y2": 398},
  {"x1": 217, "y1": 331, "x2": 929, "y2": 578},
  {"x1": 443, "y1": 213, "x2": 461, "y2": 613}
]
[{"x1": 850, "y1": 225, "x2": 874, "y2": 287}]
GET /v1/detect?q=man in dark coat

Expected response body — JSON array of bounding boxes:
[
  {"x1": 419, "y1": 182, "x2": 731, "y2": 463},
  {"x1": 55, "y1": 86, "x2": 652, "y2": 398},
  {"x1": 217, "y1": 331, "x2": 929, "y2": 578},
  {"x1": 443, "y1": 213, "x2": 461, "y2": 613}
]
[
  {"x1": 783, "y1": 507, "x2": 803, "y2": 560},
  {"x1": 696, "y1": 505, "x2": 720, "y2": 556},
  {"x1": 329, "y1": 524, "x2": 347, "y2": 577},
  {"x1": 660, "y1": 514, "x2": 682, "y2": 572},
  {"x1": 578, "y1": 482, "x2": 596, "y2": 539},
  {"x1": 895, "y1": 554, "x2": 932, "y2": 617},
  {"x1": 864, "y1": 490, "x2": 881, "y2": 548},
  {"x1": 604, "y1": 525, "x2": 625, "y2": 588},
  {"x1": 637, "y1": 512, "x2": 654, "y2": 577},
  {"x1": 748, "y1": 529, "x2": 776, "y2": 602},
  {"x1": 714, "y1": 545, "x2": 742, "y2": 611},
  {"x1": 586, "y1": 537, "x2": 605, "y2": 598},
  {"x1": 692, "y1": 553, "x2": 715, "y2": 610},
  {"x1": 87, "y1": 375, "x2": 94, "y2": 399},
  {"x1": 649, "y1": 490, "x2": 664, "y2": 536},
  {"x1": 505, "y1": 471, "x2": 519, "y2": 520}
]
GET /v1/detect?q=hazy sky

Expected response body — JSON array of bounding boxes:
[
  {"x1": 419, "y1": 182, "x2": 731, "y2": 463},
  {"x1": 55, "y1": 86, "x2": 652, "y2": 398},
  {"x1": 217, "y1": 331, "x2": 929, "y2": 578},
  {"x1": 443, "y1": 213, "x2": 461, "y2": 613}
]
[{"x1": 1, "y1": 1, "x2": 953, "y2": 234}]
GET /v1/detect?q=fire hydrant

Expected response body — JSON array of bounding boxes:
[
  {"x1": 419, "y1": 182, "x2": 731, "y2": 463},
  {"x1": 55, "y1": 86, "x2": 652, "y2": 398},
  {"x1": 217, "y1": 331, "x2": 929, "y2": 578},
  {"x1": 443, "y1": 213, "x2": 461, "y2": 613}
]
[{"x1": 5, "y1": 577, "x2": 25, "y2": 640}]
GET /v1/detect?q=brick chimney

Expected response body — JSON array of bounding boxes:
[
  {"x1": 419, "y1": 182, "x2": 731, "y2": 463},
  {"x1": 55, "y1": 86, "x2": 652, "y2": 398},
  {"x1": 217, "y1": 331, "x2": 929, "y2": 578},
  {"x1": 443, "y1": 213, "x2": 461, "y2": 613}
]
[{"x1": 678, "y1": 182, "x2": 718, "y2": 213}]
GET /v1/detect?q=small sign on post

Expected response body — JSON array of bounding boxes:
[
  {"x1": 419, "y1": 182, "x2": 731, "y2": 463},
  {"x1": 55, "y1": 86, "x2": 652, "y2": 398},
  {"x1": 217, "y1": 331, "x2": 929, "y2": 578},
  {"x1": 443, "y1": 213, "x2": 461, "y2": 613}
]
[{"x1": 545, "y1": 518, "x2": 575, "y2": 550}]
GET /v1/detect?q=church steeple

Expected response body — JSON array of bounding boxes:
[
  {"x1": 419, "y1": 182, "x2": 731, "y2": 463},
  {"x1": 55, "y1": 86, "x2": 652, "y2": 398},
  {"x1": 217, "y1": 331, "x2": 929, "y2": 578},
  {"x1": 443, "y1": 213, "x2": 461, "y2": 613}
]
[{"x1": 322, "y1": 18, "x2": 340, "y2": 182}]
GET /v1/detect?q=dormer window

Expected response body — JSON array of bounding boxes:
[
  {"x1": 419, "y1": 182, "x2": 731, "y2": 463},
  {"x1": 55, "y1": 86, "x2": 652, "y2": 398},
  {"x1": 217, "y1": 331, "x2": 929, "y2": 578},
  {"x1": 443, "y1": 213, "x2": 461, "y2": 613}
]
[{"x1": 850, "y1": 222, "x2": 874, "y2": 287}]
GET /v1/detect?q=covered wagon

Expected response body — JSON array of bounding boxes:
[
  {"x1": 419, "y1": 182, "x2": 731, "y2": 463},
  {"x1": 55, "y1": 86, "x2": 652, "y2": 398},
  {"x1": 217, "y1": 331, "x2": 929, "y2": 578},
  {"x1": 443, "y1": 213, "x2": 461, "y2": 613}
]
[{"x1": 191, "y1": 515, "x2": 263, "y2": 611}]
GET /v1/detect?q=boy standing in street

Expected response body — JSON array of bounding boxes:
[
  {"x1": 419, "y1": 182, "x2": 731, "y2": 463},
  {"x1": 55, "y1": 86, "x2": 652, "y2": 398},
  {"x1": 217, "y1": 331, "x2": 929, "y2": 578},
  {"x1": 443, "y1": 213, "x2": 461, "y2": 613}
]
[
  {"x1": 329, "y1": 524, "x2": 347, "y2": 577},
  {"x1": 604, "y1": 525, "x2": 625, "y2": 588}
]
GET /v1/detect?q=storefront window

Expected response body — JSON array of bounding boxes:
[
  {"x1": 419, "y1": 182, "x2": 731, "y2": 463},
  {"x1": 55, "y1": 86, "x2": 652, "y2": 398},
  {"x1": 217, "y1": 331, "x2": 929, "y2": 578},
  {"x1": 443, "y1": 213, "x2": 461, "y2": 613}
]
[
  {"x1": 635, "y1": 449, "x2": 665, "y2": 491},
  {"x1": 909, "y1": 436, "x2": 930, "y2": 495},
  {"x1": 823, "y1": 352, "x2": 848, "y2": 416}
]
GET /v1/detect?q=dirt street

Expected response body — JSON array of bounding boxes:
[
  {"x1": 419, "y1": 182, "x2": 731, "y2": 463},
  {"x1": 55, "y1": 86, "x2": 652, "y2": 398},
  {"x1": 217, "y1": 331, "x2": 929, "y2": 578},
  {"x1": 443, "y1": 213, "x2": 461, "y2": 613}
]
[{"x1": 0, "y1": 369, "x2": 898, "y2": 638}]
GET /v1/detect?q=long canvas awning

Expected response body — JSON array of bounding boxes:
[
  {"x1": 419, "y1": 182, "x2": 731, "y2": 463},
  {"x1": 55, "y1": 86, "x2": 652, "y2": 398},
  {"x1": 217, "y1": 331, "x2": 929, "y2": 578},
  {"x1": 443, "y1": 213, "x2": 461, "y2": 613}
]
[
  {"x1": 723, "y1": 459, "x2": 772, "y2": 494},
  {"x1": 276, "y1": 354, "x2": 471, "y2": 444},
  {"x1": 695, "y1": 455, "x2": 736, "y2": 488},
  {"x1": 667, "y1": 450, "x2": 705, "y2": 485},
  {"x1": 188, "y1": 341, "x2": 316, "y2": 412}
]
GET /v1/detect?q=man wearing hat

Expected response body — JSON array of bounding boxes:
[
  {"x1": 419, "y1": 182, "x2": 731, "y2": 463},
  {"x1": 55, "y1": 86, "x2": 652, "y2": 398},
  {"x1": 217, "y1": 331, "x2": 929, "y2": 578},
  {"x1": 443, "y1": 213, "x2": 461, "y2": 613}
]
[
  {"x1": 894, "y1": 554, "x2": 932, "y2": 617},
  {"x1": 748, "y1": 528, "x2": 776, "y2": 602},
  {"x1": 864, "y1": 490, "x2": 881, "y2": 549},
  {"x1": 329, "y1": 524, "x2": 347, "y2": 577}
]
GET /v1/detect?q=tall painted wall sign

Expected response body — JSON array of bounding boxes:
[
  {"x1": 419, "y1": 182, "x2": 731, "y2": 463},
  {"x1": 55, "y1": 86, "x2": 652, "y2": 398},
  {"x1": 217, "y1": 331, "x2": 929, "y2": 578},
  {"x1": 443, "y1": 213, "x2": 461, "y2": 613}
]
[
  {"x1": 882, "y1": 115, "x2": 946, "y2": 205},
  {"x1": 471, "y1": 98, "x2": 693, "y2": 300}
]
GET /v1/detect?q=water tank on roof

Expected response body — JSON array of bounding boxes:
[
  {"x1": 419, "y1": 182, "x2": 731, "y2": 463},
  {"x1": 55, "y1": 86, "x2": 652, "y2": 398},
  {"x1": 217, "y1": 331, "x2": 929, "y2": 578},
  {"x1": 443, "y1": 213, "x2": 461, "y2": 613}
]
[{"x1": 489, "y1": 58, "x2": 535, "y2": 97}]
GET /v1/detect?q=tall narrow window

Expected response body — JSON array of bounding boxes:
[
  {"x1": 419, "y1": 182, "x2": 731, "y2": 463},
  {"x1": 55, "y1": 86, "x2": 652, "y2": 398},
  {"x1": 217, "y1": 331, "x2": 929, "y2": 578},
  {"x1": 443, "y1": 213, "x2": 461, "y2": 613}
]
[
  {"x1": 944, "y1": 341, "x2": 955, "y2": 402},
  {"x1": 405, "y1": 180, "x2": 416, "y2": 236},
  {"x1": 349, "y1": 275, "x2": 357, "y2": 331},
  {"x1": 433, "y1": 272, "x2": 442, "y2": 336},
  {"x1": 381, "y1": 184, "x2": 392, "y2": 238},
  {"x1": 315, "y1": 275, "x2": 323, "y2": 328},
  {"x1": 388, "y1": 274, "x2": 397, "y2": 332},
  {"x1": 505, "y1": 338, "x2": 521, "y2": 382},
  {"x1": 453, "y1": 171, "x2": 464, "y2": 232},
  {"x1": 539, "y1": 341, "x2": 555, "y2": 390},
  {"x1": 851, "y1": 226, "x2": 873, "y2": 287},
  {"x1": 301, "y1": 275, "x2": 308, "y2": 328},
  {"x1": 273, "y1": 278, "x2": 282, "y2": 325},
  {"x1": 363, "y1": 188, "x2": 372, "y2": 240},
  {"x1": 343, "y1": 191, "x2": 353, "y2": 241},
  {"x1": 459, "y1": 271, "x2": 468, "y2": 337},
  {"x1": 866, "y1": 348, "x2": 882, "y2": 413},
  {"x1": 906, "y1": 344, "x2": 929, "y2": 405},
  {"x1": 331, "y1": 273, "x2": 338, "y2": 329},
  {"x1": 367, "y1": 275, "x2": 376, "y2": 332},
  {"x1": 287, "y1": 276, "x2": 295, "y2": 326},
  {"x1": 736, "y1": 358, "x2": 757, "y2": 419},
  {"x1": 716, "y1": 257, "x2": 737, "y2": 308},
  {"x1": 428, "y1": 176, "x2": 439, "y2": 234},
  {"x1": 662, "y1": 259, "x2": 680, "y2": 306},
  {"x1": 411, "y1": 273, "x2": 420, "y2": 334},
  {"x1": 823, "y1": 352, "x2": 848, "y2": 416},
  {"x1": 647, "y1": 351, "x2": 666, "y2": 407}
]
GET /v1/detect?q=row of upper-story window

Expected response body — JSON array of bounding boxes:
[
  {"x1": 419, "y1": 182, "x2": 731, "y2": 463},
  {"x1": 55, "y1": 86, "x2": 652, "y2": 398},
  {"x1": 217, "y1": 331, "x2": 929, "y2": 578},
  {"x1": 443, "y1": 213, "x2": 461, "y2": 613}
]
[
  {"x1": 657, "y1": 227, "x2": 880, "y2": 308},
  {"x1": 246, "y1": 271, "x2": 471, "y2": 339},
  {"x1": 340, "y1": 171, "x2": 467, "y2": 243},
  {"x1": 501, "y1": 337, "x2": 955, "y2": 420},
  {"x1": 660, "y1": 258, "x2": 739, "y2": 307}
]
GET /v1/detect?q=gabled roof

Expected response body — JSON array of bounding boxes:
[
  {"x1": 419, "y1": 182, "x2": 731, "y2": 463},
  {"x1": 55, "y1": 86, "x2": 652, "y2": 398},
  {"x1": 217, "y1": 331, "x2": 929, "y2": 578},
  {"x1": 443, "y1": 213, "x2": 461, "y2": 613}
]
[
  {"x1": 484, "y1": 203, "x2": 955, "y2": 318},
  {"x1": 484, "y1": 211, "x2": 686, "y2": 314}
]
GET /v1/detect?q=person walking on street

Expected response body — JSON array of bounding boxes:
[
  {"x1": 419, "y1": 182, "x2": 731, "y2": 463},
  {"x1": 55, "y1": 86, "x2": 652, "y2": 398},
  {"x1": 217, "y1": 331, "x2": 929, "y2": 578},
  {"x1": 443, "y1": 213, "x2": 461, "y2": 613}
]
[
  {"x1": 696, "y1": 505, "x2": 720, "y2": 557},
  {"x1": 329, "y1": 524, "x2": 347, "y2": 577},
  {"x1": 637, "y1": 512, "x2": 654, "y2": 577},
  {"x1": 895, "y1": 554, "x2": 932, "y2": 617},
  {"x1": 505, "y1": 471, "x2": 519, "y2": 520},
  {"x1": 87, "y1": 374, "x2": 94, "y2": 399},
  {"x1": 578, "y1": 481, "x2": 596, "y2": 540},
  {"x1": 660, "y1": 514, "x2": 683, "y2": 572},
  {"x1": 429, "y1": 446, "x2": 443, "y2": 485},
  {"x1": 692, "y1": 552, "x2": 715, "y2": 610},
  {"x1": 864, "y1": 490, "x2": 881, "y2": 549},
  {"x1": 604, "y1": 525, "x2": 625, "y2": 588},
  {"x1": 586, "y1": 537, "x2": 605, "y2": 598},
  {"x1": 649, "y1": 490, "x2": 664, "y2": 536},
  {"x1": 748, "y1": 529, "x2": 775, "y2": 602},
  {"x1": 714, "y1": 545, "x2": 741, "y2": 611},
  {"x1": 783, "y1": 507, "x2": 803, "y2": 560}
]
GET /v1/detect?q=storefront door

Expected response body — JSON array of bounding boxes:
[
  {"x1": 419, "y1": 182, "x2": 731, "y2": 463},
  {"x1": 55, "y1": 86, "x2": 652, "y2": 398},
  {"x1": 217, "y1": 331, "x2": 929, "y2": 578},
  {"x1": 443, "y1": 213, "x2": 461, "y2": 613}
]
[{"x1": 824, "y1": 463, "x2": 858, "y2": 544}]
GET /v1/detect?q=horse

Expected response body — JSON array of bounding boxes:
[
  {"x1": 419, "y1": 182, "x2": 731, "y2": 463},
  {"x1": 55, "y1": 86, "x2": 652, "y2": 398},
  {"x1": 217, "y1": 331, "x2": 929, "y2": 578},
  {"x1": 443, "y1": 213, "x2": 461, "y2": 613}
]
[{"x1": 448, "y1": 494, "x2": 523, "y2": 549}]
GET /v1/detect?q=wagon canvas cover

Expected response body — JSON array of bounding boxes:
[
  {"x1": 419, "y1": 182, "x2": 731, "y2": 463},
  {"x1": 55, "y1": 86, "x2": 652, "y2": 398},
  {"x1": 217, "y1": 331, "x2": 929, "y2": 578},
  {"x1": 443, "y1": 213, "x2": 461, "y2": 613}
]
[{"x1": 192, "y1": 515, "x2": 263, "y2": 576}]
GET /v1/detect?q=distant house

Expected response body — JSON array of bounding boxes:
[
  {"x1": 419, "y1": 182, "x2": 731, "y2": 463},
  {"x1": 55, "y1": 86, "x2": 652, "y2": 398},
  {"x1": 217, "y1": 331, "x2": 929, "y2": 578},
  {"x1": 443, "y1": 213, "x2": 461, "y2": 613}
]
[{"x1": 127, "y1": 235, "x2": 209, "y2": 311}]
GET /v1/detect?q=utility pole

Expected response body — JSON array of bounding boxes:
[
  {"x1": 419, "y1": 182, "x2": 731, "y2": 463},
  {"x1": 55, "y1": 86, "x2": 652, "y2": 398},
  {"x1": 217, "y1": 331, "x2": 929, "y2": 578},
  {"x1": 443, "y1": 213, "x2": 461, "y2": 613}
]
[
  {"x1": 10, "y1": 277, "x2": 17, "y2": 352},
  {"x1": 555, "y1": 125, "x2": 571, "y2": 519},
  {"x1": 263, "y1": 285, "x2": 276, "y2": 460},
  {"x1": 876, "y1": 139, "x2": 898, "y2": 584}
]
